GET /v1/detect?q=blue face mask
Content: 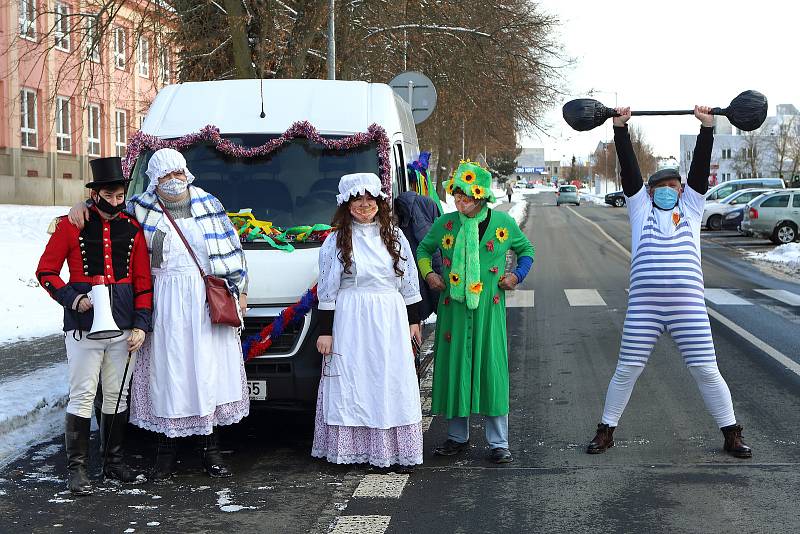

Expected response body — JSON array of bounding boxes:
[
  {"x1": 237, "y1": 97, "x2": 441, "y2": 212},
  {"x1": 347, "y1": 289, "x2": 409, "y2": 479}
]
[{"x1": 653, "y1": 187, "x2": 679, "y2": 210}]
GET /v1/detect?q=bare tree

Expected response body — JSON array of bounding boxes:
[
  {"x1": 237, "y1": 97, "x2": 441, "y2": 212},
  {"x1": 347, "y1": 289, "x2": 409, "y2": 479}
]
[
  {"x1": 766, "y1": 116, "x2": 798, "y2": 180},
  {"x1": 732, "y1": 131, "x2": 764, "y2": 179},
  {"x1": 629, "y1": 125, "x2": 657, "y2": 180}
]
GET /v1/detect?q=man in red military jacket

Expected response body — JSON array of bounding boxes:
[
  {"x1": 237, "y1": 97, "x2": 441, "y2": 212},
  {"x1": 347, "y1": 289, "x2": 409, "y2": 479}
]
[{"x1": 36, "y1": 157, "x2": 152, "y2": 495}]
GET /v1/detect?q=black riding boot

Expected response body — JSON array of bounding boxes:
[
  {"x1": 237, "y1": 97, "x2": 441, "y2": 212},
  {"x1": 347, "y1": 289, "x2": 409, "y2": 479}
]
[
  {"x1": 199, "y1": 428, "x2": 232, "y2": 478},
  {"x1": 100, "y1": 411, "x2": 144, "y2": 483},
  {"x1": 152, "y1": 433, "x2": 178, "y2": 480},
  {"x1": 64, "y1": 413, "x2": 93, "y2": 495}
]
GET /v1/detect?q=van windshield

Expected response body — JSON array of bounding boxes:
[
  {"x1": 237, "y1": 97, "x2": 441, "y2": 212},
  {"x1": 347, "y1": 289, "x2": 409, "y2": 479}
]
[{"x1": 129, "y1": 134, "x2": 381, "y2": 232}]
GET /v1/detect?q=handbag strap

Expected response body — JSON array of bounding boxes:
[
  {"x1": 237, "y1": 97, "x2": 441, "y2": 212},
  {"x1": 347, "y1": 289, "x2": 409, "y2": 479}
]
[{"x1": 157, "y1": 199, "x2": 207, "y2": 278}]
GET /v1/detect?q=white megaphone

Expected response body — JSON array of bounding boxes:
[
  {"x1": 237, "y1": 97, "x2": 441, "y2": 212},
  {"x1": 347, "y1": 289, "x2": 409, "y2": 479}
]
[{"x1": 87, "y1": 276, "x2": 123, "y2": 340}]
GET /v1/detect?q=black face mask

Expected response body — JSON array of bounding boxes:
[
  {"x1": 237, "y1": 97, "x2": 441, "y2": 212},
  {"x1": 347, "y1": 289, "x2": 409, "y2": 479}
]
[{"x1": 94, "y1": 194, "x2": 125, "y2": 217}]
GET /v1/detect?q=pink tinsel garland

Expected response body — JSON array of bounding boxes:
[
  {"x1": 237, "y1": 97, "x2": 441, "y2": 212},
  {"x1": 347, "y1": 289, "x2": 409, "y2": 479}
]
[{"x1": 122, "y1": 121, "x2": 393, "y2": 199}]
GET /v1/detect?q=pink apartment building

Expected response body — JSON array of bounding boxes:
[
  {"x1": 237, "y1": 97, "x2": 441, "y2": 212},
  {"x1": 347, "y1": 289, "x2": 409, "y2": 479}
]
[{"x1": 1, "y1": 0, "x2": 174, "y2": 205}]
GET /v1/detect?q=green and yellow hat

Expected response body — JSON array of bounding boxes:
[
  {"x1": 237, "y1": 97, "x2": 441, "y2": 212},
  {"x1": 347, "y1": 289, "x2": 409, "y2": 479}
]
[{"x1": 445, "y1": 160, "x2": 496, "y2": 202}]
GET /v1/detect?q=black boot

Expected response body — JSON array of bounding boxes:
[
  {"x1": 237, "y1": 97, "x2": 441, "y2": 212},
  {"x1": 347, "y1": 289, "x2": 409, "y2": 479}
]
[
  {"x1": 586, "y1": 423, "x2": 616, "y2": 454},
  {"x1": 100, "y1": 411, "x2": 145, "y2": 483},
  {"x1": 64, "y1": 413, "x2": 93, "y2": 496},
  {"x1": 721, "y1": 424, "x2": 753, "y2": 458},
  {"x1": 199, "y1": 429, "x2": 232, "y2": 478},
  {"x1": 151, "y1": 433, "x2": 177, "y2": 480}
]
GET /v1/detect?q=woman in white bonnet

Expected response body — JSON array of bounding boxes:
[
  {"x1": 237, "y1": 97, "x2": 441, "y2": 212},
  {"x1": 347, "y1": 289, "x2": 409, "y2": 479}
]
[
  {"x1": 313, "y1": 172, "x2": 424, "y2": 469},
  {"x1": 69, "y1": 148, "x2": 249, "y2": 479}
]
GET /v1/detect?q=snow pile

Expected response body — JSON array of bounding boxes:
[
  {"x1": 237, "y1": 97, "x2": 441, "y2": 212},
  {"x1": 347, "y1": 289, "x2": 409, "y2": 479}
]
[
  {"x1": 750, "y1": 243, "x2": 800, "y2": 272},
  {"x1": 0, "y1": 204, "x2": 72, "y2": 344}
]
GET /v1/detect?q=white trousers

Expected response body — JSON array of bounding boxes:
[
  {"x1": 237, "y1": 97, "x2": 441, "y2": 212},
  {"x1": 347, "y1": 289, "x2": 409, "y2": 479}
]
[
  {"x1": 601, "y1": 363, "x2": 737, "y2": 428},
  {"x1": 64, "y1": 330, "x2": 135, "y2": 418}
]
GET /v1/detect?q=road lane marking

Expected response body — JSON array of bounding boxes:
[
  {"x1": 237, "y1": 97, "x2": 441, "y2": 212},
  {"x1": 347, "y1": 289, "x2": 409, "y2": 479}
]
[
  {"x1": 352, "y1": 473, "x2": 410, "y2": 499},
  {"x1": 564, "y1": 289, "x2": 606, "y2": 306},
  {"x1": 705, "y1": 289, "x2": 753, "y2": 305},
  {"x1": 329, "y1": 515, "x2": 391, "y2": 534},
  {"x1": 569, "y1": 206, "x2": 800, "y2": 378},
  {"x1": 755, "y1": 289, "x2": 800, "y2": 306},
  {"x1": 506, "y1": 289, "x2": 534, "y2": 308}
]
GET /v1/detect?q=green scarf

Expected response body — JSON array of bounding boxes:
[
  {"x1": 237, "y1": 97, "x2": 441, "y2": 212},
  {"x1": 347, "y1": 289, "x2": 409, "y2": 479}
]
[{"x1": 450, "y1": 204, "x2": 488, "y2": 309}]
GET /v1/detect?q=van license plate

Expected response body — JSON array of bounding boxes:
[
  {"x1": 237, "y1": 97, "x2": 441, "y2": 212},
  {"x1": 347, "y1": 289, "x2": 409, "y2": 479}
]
[{"x1": 247, "y1": 380, "x2": 267, "y2": 401}]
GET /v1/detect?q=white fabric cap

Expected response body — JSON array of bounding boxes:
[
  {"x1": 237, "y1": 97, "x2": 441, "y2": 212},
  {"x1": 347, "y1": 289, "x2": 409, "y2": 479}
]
[
  {"x1": 336, "y1": 173, "x2": 387, "y2": 205},
  {"x1": 145, "y1": 148, "x2": 196, "y2": 191}
]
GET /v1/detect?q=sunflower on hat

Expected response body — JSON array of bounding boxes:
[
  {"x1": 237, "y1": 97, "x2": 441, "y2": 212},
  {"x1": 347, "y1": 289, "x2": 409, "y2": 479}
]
[{"x1": 449, "y1": 161, "x2": 496, "y2": 202}]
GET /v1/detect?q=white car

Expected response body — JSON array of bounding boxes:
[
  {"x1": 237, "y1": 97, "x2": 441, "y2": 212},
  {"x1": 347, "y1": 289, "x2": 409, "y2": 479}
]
[{"x1": 702, "y1": 188, "x2": 772, "y2": 230}]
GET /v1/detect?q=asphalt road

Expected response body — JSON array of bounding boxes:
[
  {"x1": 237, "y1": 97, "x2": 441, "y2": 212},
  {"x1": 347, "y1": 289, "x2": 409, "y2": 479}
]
[{"x1": 2, "y1": 192, "x2": 800, "y2": 533}]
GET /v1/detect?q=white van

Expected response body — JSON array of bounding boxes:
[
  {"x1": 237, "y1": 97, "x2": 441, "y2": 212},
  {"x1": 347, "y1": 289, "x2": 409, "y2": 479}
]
[
  {"x1": 704, "y1": 178, "x2": 785, "y2": 202},
  {"x1": 128, "y1": 79, "x2": 420, "y2": 410}
]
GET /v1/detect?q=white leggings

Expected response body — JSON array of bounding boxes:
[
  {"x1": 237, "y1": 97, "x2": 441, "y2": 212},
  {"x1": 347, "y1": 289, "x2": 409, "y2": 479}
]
[{"x1": 600, "y1": 363, "x2": 736, "y2": 428}]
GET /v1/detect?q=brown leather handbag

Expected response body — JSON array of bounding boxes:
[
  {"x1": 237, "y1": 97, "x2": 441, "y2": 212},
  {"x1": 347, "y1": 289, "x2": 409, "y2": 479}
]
[{"x1": 159, "y1": 201, "x2": 242, "y2": 328}]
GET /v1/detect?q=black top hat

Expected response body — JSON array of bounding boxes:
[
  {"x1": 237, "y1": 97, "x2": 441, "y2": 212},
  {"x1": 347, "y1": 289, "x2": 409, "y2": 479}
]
[
  {"x1": 86, "y1": 157, "x2": 131, "y2": 189},
  {"x1": 647, "y1": 168, "x2": 682, "y2": 188}
]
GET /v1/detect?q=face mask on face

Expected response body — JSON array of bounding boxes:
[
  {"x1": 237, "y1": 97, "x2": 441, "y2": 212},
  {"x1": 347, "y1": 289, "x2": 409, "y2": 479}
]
[
  {"x1": 653, "y1": 187, "x2": 679, "y2": 210},
  {"x1": 94, "y1": 193, "x2": 125, "y2": 216},
  {"x1": 351, "y1": 203, "x2": 378, "y2": 221},
  {"x1": 159, "y1": 177, "x2": 188, "y2": 196}
]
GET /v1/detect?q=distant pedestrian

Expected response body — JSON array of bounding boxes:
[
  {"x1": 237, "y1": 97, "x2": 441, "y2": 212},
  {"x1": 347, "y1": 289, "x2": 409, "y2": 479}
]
[
  {"x1": 585, "y1": 105, "x2": 752, "y2": 459},
  {"x1": 417, "y1": 161, "x2": 535, "y2": 464},
  {"x1": 37, "y1": 157, "x2": 152, "y2": 495},
  {"x1": 313, "y1": 173, "x2": 424, "y2": 469},
  {"x1": 505, "y1": 180, "x2": 514, "y2": 203}
]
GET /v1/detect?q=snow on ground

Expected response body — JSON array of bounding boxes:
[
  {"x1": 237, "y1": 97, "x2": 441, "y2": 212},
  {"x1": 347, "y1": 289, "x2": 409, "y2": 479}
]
[
  {"x1": 0, "y1": 204, "x2": 72, "y2": 344},
  {"x1": 748, "y1": 243, "x2": 800, "y2": 273}
]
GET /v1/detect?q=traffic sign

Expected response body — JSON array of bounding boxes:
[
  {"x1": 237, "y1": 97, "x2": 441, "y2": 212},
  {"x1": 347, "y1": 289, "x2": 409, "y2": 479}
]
[{"x1": 389, "y1": 71, "x2": 437, "y2": 124}]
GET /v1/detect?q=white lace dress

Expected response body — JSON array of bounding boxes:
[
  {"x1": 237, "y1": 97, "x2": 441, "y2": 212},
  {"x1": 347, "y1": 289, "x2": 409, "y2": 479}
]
[{"x1": 311, "y1": 222, "x2": 424, "y2": 466}]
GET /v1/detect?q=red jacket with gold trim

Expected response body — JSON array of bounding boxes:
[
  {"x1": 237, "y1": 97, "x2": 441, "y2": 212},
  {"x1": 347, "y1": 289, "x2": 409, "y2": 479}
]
[{"x1": 35, "y1": 207, "x2": 153, "y2": 332}]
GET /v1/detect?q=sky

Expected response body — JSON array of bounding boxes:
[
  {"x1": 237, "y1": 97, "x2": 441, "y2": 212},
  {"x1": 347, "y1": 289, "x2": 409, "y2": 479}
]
[{"x1": 523, "y1": 0, "x2": 800, "y2": 164}]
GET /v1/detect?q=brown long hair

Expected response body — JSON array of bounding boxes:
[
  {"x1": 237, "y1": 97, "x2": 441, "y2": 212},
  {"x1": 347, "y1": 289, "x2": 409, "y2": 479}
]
[{"x1": 331, "y1": 197, "x2": 404, "y2": 276}]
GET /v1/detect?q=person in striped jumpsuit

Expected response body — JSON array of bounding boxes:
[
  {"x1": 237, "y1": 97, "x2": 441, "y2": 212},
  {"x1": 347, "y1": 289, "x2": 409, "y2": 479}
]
[{"x1": 586, "y1": 105, "x2": 752, "y2": 458}]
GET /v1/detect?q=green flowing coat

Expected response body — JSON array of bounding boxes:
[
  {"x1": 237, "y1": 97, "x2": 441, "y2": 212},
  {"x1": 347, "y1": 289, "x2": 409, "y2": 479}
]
[{"x1": 417, "y1": 209, "x2": 534, "y2": 418}]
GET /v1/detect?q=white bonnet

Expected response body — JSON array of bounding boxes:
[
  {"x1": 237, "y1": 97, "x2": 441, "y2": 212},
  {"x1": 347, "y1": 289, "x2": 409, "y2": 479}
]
[
  {"x1": 145, "y1": 148, "x2": 196, "y2": 191},
  {"x1": 336, "y1": 173, "x2": 387, "y2": 206}
]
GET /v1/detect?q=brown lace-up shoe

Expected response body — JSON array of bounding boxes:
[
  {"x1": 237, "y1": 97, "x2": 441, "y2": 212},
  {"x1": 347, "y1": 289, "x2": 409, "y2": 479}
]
[
  {"x1": 586, "y1": 423, "x2": 615, "y2": 454},
  {"x1": 721, "y1": 424, "x2": 752, "y2": 458}
]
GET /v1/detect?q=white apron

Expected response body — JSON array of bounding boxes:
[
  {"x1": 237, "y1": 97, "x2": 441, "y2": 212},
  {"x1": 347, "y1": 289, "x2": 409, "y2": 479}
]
[
  {"x1": 149, "y1": 216, "x2": 243, "y2": 418},
  {"x1": 323, "y1": 224, "x2": 422, "y2": 429}
]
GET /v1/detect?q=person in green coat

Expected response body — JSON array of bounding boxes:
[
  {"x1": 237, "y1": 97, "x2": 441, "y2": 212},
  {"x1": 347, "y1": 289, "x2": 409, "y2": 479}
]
[{"x1": 417, "y1": 161, "x2": 535, "y2": 464}]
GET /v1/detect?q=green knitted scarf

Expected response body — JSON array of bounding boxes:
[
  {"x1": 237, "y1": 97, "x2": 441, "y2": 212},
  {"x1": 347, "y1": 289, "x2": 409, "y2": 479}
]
[{"x1": 450, "y1": 204, "x2": 488, "y2": 309}]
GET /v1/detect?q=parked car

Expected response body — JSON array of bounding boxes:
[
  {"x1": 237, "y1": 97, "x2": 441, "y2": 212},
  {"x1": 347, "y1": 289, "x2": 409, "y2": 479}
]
[
  {"x1": 556, "y1": 185, "x2": 580, "y2": 206},
  {"x1": 702, "y1": 188, "x2": 771, "y2": 230},
  {"x1": 721, "y1": 207, "x2": 745, "y2": 231},
  {"x1": 740, "y1": 189, "x2": 800, "y2": 244},
  {"x1": 605, "y1": 190, "x2": 626, "y2": 207},
  {"x1": 516, "y1": 179, "x2": 528, "y2": 188},
  {"x1": 526, "y1": 181, "x2": 536, "y2": 189},
  {"x1": 705, "y1": 178, "x2": 784, "y2": 202}
]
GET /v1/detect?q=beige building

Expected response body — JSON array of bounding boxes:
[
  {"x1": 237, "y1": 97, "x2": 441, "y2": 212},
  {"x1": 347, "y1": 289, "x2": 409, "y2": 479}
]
[{"x1": 1, "y1": 1, "x2": 174, "y2": 205}]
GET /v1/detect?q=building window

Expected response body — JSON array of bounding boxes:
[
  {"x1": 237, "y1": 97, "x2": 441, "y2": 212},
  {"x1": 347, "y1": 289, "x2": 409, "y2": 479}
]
[
  {"x1": 54, "y1": 3, "x2": 71, "y2": 51},
  {"x1": 721, "y1": 148, "x2": 731, "y2": 159},
  {"x1": 56, "y1": 96, "x2": 72, "y2": 153},
  {"x1": 138, "y1": 37, "x2": 150, "y2": 77},
  {"x1": 159, "y1": 47, "x2": 171, "y2": 84},
  {"x1": 113, "y1": 27, "x2": 126, "y2": 69},
  {"x1": 19, "y1": 0, "x2": 36, "y2": 39},
  {"x1": 20, "y1": 88, "x2": 38, "y2": 149},
  {"x1": 85, "y1": 15, "x2": 100, "y2": 63},
  {"x1": 87, "y1": 104, "x2": 101, "y2": 156},
  {"x1": 722, "y1": 173, "x2": 731, "y2": 181},
  {"x1": 115, "y1": 109, "x2": 127, "y2": 157},
  {"x1": 685, "y1": 151, "x2": 692, "y2": 162}
]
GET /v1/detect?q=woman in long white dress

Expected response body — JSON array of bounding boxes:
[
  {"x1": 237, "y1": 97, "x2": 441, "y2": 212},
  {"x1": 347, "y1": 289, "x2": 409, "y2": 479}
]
[
  {"x1": 312, "y1": 173, "x2": 424, "y2": 468},
  {"x1": 126, "y1": 148, "x2": 249, "y2": 479}
]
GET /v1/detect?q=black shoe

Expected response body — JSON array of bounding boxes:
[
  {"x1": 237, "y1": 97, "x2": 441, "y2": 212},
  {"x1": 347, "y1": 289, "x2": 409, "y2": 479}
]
[
  {"x1": 64, "y1": 413, "x2": 93, "y2": 496},
  {"x1": 100, "y1": 411, "x2": 145, "y2": 483},
  {"x1": 721, "y1": 424, "x2": 753, "y2": 459},
  {"x1": 433, "y1": 439, "x2": 469, "y2": 456},
  {"x1": 489, "y1": 447, "x2": 513, "y2": 464},
  {"x1": 199, "y1": 429, "x2": 232, "y2": 478},
  {"x1": 586, "y1": 423, "x2": 615, "y2": 454},
  {"x1": 151, "y1": 434, "x2": 177, "y2": 480}
]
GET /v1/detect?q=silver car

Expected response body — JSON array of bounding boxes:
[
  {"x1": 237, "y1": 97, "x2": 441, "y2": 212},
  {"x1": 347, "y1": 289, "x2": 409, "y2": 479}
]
[
  {"x1": 556, "y1": 185, "x2": 580, "y2": 206},
  {"x1": 740, "y1": 189, "x2": 800, "y2": 244}
]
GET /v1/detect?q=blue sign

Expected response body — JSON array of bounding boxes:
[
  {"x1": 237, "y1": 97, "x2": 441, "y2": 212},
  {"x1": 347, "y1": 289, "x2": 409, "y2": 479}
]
[{"x1": 533, "y1": 166, "x2": 545, "y2": 173}]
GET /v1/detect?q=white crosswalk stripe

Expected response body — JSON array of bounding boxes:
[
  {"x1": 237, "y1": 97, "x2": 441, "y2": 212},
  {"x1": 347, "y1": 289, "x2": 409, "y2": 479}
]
[
  {"x1": 506, "y1": 289, "x2": 534, "y2": 308},
  {"x1": 704, "y1": 288, "x2": 752, "y2": 305},
  {"x1": 564, "y1": 289, "x2": 606, "y2": 306},
  {"x1": 754, "y1": 289, "x2": 800, "y2": 306},
  {"x1": 353, "y1": 474, "x2": 410, "y2": 498}
]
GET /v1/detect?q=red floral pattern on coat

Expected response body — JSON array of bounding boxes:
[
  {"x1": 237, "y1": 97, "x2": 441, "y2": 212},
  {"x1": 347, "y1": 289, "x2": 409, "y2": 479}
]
[
  {"x1": 445, "y1": 220, "x2": 454, "y2": 231},
  {"x1": 489, "y1": 266, "x2": 499, "y2": 273},
  {"x1": 486, "y1": 240, "x2": 495, "y2": 252},
  {"x1": 445, "y1": 332, "x2": 452, "y2": 342},
  {"x1": 444, "y1": 297, "x2": 450, "y2": 305},
  {"x1": 493, "y1": 295, "x2": 500, "y2": 304},
  {"x1": 443, "y1": 257, "x2": 452, "y2": 268}
]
